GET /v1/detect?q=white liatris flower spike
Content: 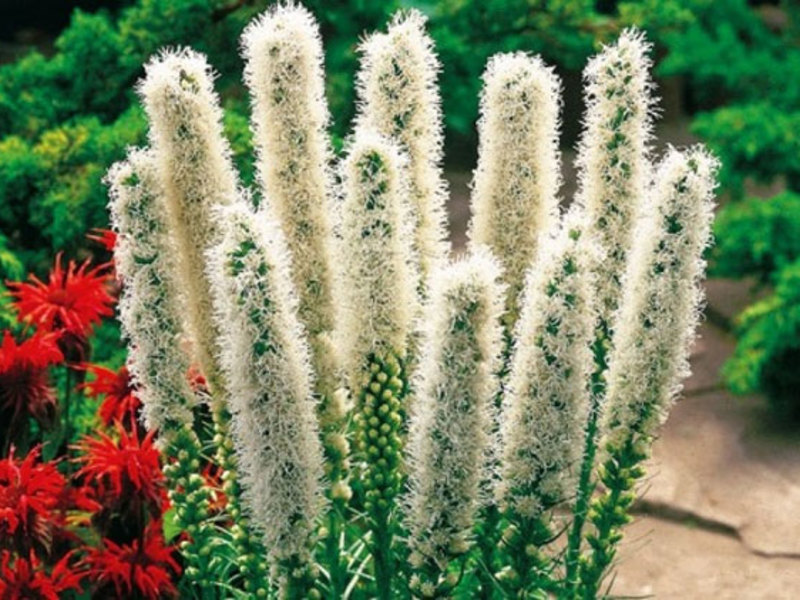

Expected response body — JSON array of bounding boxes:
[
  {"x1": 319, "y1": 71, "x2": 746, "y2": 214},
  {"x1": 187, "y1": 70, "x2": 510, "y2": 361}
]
[
  {"x1": 356, "y1": 9, "x2": 449, "y2": 283},
  {"x1": 107, "y1": 148, "x2": 197, "y2": 436},
  {"x1": 469, "y1": 52, "x2": 561, "y2": 324},
  {"x1": 405, "y1": 248, "x2": 505, "y2": 577},
  {"x1": 138, "y1": 48, "x2": 240, "y2": 391},
  {"x1": 336, "y1": 128, "x2": 418, "y2": 385},
  {"x1": 498, "y1": 208, "x2": 595, "y2": 520},
  {"x1": 575, "y1": 28, "x2": 655, "y2": 324},
  {"x1": 208, "y1": 202, "x2": 324, "y2": 563},
  {"x1": 602, "y1": 146, "x2": 718, "y2": 452},
  {"x1": 242, "y1": 3, "x2": 338, "y2": 396}
]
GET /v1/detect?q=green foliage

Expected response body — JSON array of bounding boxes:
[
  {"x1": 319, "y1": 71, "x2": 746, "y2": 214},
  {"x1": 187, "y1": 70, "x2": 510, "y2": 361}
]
[
  {"x1": 712, "y1": 192, "x2": 800, "y2": 282},
  {"x1": 693, "y1": 106, "x2": 800, "y2": 197},
  {"x1": 659, "y1": 1, "x2": 800, "y2": 194},
  {"x1": 723, "y1": 261, "x2": 800, "y2": 420},
  {"x1": 0, "y1": 109, "x2": 146, "y2": 268},
  {"x1": 429, "y1": 0, "x2": 693, "y2": 146},
  {"x1": 0, "y1": 0, "x2": 395, "y2": 275}
]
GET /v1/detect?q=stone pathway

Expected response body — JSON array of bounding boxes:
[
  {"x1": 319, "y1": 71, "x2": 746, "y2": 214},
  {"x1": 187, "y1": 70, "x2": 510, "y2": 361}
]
[{"x1": 613, "y1": 280, "x2": 800, "y2": 599}]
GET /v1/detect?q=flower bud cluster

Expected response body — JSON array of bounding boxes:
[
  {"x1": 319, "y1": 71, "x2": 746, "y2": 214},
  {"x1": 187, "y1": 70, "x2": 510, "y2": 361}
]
[
  {"x1": 161, "y1": 425, "x2": 217, "y2": 589},
  {"x1": 353, "y1": 353, "x2": 406, "y2": 515}
]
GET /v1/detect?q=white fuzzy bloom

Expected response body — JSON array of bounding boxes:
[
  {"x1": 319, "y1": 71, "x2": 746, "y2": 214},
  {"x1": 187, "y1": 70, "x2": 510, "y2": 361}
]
[
  {"x1": 405, "y1": 248, "x2": 505, "y2": 567},
  {"x1": 138, "y1": 48, "x2": 240, "y2": 390},
  {"x1": 497, "y1": 209, "x2": 595, "y2": 519},
  {"x1": 336, "y1": 129, "x2": 418, "y2": 384},
  {"x1": 208, "y1": 203, "x2": 324, "y2": 559},
  {"x1": 242, "y1": 4, "x2": 338, "y2": 394},
  {"x1": 469, "y1": 52, "x2": 561, "y2": 322},
  {"x1": 575, "y1": 29, "x2": 655, "y2": 324},
  {"x1": 356, "y1": 9, "x2": 449, "y2": 282},
  {"x1": 107, "y1": 149, "x2": 197, "y2": 435},
  {"x1": 602, "y1": 146, "x2": 717, "y2": 451}
]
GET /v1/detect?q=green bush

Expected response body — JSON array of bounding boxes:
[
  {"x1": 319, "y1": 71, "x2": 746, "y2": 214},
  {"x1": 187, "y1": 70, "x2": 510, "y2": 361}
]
[
  {"x1": 0, "y1": 0, "x2": 396, "y2": 273},
  {"x1": 659, "y1": 0, "x2": 800, "y2": 415},
  {"x1": 430, "y1": 0, "x2": 693, "y2": 147},
  {"x1": 712, "y1": 192, "x2": 800, "y2": 282},
  {"x1": 724, "y1": 260, "x2": 800, "y2": 420}
]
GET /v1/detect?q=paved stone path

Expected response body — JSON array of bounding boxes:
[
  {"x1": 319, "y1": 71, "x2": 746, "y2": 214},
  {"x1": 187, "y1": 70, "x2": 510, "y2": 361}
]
[{"x1": 613, "y1": 280, "x2": 800, "y2": 599}]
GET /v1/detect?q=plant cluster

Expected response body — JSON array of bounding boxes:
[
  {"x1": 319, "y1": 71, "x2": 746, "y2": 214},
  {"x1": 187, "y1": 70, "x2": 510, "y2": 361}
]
[
  {"x1": 104, "y1": 4, "x2": 717, "y2": 599},
  {"x1": 0, "y1": 235, "x2": 186, "y2": 599}
]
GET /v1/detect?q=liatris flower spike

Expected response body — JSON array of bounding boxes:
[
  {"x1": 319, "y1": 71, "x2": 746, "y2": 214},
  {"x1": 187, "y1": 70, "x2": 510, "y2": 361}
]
[
  {"x1": 469, "y1": 53, "x2": 561, "y2": 325},
  {"x1": 208, "y1": 203, "x2": 324, "y2": 596},
  {"x1": 405, "y1": 248, "x2": 505, "y2": 596},
  {"x1": 356, "y1": 9, "x2": 449, "y2": 285}
]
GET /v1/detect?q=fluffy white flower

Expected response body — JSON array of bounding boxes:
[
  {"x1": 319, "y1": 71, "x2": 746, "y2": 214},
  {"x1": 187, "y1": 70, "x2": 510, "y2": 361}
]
[
  {"x1": 335, "y1": 128, "x2": 418, "y2": 384},
  {"x1": 497, "y1": 209, "x2": 595, "y2": 518},
  {"x1": 138, "y1": 48, "x2": 240, "y2": 391},
  {"x1": 574, "y1": 29, "x2": 655, "y2": 324},
  {"x1": 405, "y1": 248, "x2": 505, "y2": 567},
  {"x1": 468, "y1": 52, "x2": 561, "y2": 322},
  {"x1": 602, "y1": 146, "x2": 718, "y2": 450},
  {"x1": 242, "y1": 4, "x2": 338, "y2": 394},
  {"x1": 208, "y1": 203, "x2": 324, "y2": 560},
  {"x1": 356, "y1": 9, "x2": 449, "y2": 282},
  {"x1": 107, "y1": 148, "x2": 197, "y2": 435}
]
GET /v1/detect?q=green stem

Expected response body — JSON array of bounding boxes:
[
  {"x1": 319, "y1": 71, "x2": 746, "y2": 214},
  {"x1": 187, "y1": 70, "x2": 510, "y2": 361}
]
[
  {"x1": 352, "y1": 352, "x2": 406, "y2": 599},
  {"x1": 501, "y1": 515, "x2": 556, "y2": 597},
  {"x1": 565, "y1": 410, "x2": 598, "y2": 593},
  {"x1": 577, "y1": 437, "x2": 646, "y2": 599},
  {"x1": 372, "y1": 506, "x2": 394, "y2": 600},
  {"x1": 476, "y1": 504, "x2": 500, "y2": 599},
  {"x1": 62, "y1": 366, "x2": 73, "y2": 465},
  {"x1": 280, "y1": 553, "x2": 320, "y2": 600},
  {"x1": 211, "y1": 408, "x2": 269, "y2": 597},
  {"x1": 565, "y1": 323, "x2": 610, "y2": 595},
  {"x1": 325, "y1": 501, "x2": 346, "y2": 600},
  {"x1": 163, "y1": 424, "x2": 218, "y2": 597}
]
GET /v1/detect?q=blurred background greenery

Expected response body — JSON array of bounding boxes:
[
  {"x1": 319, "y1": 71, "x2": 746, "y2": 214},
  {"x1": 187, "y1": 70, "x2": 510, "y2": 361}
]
[{"x1": 1, "y1": 0, "x2": 798, "y2": 418}]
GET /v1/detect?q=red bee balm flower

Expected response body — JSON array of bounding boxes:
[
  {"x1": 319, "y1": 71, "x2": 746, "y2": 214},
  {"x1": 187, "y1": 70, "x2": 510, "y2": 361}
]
[
  {"x1": 7, "y1": 254, "x2": 115, "y2": 339},
  {"x1": 76, "y1": 424, "x2": 165, "y2": 513},
  {"x1": 87, "y1": 228, "x2": 117, "y2": 252},
  {"x1": 0, "y1": 332, "x2": 63, "y2": 443},
  {"x1": 84, "y1": 521, "x2": 179, "y2": 599},
  {"x1": 78, "y1": 364, "x2": 140, "y2": 428},
  {"x1": 0, "y1": 550, "x2": 83, "y2": 600},
  {"x1": 0, "y1": 447, "x2": 65, "y2": 555}
]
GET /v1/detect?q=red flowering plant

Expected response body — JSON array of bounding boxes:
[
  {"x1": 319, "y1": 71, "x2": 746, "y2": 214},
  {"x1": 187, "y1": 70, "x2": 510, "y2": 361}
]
[
  {"x1": 0, "y1": 244, "x2": 188, "y2": 598},
  {"x1": 77, "y1": 364, "x2": 141, "y2": 432},
  {"x1": 0, "y1": 550, "x2": 84, "y2": 600},
  {"x1": 75, "y1": 423, "x2": 167, "y2": 541},
  {"x1": 0, "y1": 447, "x2": 76, "y2": 557},
  {"x1": 83, "y1": 521, "x2": 180, "y2": 600},
  {"x1": 0, "y1": 333, "x2": 63, "y2": 451},
  {"x1": 6, "y1": 254, "x2": 114, "y2": 363}
]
